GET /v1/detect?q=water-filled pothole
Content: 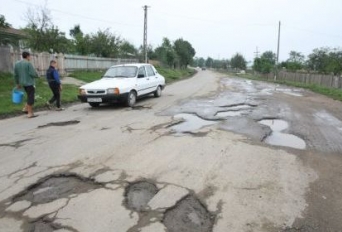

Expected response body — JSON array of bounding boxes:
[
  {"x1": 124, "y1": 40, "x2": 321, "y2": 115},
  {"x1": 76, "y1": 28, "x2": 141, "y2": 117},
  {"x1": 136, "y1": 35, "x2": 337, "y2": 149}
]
[
  {"x1": 259, "y1": 119, "x2": 306, "y2": 150},
  {"x1": 163, "y1": 195, "x2": 214, "y2": 232},
  {"x1": 125, "y1": 181, "x2": 158, "y2": 212},
  {"x1": 171, "y1": 114, "x2": 217, "y2": 134},
  {"x1": 13, "y1": 175, "x2": 101, "y2": 204}
]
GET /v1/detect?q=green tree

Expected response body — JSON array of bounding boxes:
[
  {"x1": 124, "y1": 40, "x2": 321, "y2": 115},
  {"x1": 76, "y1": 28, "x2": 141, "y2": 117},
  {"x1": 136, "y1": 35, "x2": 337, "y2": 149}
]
[
  {"x1": 23, "y1": 6, "x2": 71, "y2": 53},
  {"x1": 118, "y1": 40, "x2": 138, "y2": 58},
  {"x1": 0, "y1": 14, "x2": 11, "y2": 28},
  {"x1": 155, "y1": 37, "x2": 178, "y2": 68},
  {"x1": 89, "y1": 29, "x2": 121, "y2": 57},
  {"x1": 281, "y1": 51, "x2": 305, "y2": 71},
  {"x1": 198, "y1": 57, "x2": 205, "y2": 68},
  {"x1": 173, "y1": 38, "x2": 196, "y2": 68},
  {"x1": 205, "y1": 57, "x2": 213, "y2": 68},
  {"x1": 230, "y1": 53, "x2": 247, "y2": 70},
  {"x1": 253, "y1": 51, "x2": 276, "y2": 73},
  {"x1": 307, "y1": 47, "x2": 342, "y2": 75},
  {"x1": 69, "y1": 25, "x2": 90, "y2": 55}
]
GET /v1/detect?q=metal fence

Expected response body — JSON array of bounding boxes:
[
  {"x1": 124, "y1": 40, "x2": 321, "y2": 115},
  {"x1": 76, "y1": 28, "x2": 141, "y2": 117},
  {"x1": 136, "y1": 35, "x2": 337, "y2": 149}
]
[
  {"x1": 0, "y1": 46, "x2": 138, "y2": 76},
  {"x1": 258, "y1": 71, "x2": 342, "y2": 89}
]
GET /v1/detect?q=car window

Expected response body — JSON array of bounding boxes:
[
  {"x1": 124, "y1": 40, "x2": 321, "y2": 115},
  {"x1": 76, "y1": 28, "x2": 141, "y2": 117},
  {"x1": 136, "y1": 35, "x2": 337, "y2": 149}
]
[
  {"x1": 138, "y1": 67, "x2": 147, "y2": 77},
  {"x1": 146, "y1": 65, "x2": 155, "y2": 76},
  {"x1": 103, "y1": 66, "x2": 137, "y2": 78}
]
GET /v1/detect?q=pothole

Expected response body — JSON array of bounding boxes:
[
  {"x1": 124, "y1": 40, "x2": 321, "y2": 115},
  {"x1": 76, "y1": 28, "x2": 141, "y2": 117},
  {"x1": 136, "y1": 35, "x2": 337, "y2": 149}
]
[
  {"x1": 131, "y1": 105, "x2": 152, "y2": 110},
  {"x1": 216, "y1": 111, "x2": 244, "y2": 117},
  {"x1": 12, "y1": 174, "x2": 101, "y2": 205},
  {"x1": 0, "y1": 139, "x2": 33, "y2": 149},
  {"x1": 163, "y1": 195, "x2": 214, "y2": 232},
  {"x1": 28, "y1": 221, "x2": 54, "y2": 232},
  {"x1": 125, "y1": 181, "x2": 158, "y2": 212},
  {"x1": 259, "y1": 119, "x2": 306, "y2": 150},
  {"x1": 38, "y1": 120, "x2": 80, "y2": 128},
  {"x1": 171, "y1": 114, "x2": 217, "y2": 134}
]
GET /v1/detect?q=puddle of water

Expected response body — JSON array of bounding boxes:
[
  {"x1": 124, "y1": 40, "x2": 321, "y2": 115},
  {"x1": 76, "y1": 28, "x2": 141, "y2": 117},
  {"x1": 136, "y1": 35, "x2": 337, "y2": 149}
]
[
  {"x1": 283, "y1": 92, "x2": 303, "y2": 97},
  {"x1": 264, "y1": 132, "x2": 306, "y2": 150},
  {"x1": 276, "y1": 88, "x2": 303, "y2": 97},
  {"x1": 216, "y1": 111, "x2": 243, "y2": 117},
  {"x1": 171, "y1": 114, "x2": 217, "y2": 133},
  {"x1": 259, "y1": 120, "x2": 288, "y2": 132},
  {"x1": 258, "y1": 119, "x2": 306, "y2": 150}
]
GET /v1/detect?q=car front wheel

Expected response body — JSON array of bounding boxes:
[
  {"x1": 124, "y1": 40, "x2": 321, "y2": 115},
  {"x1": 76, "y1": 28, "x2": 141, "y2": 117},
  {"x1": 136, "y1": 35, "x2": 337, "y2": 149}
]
[
  {"x1": 126, "y1": 91, "x2": 137, "y2": 107},
  {"x1": 154, "y1": 86, "x2": 162, "y2": 98}
]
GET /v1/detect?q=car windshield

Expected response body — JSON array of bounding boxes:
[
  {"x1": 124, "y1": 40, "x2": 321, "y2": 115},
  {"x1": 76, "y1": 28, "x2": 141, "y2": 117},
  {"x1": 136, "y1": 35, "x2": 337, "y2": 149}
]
[{"x1": 103, "y1": 66, "x2": 138, "y2": 78}]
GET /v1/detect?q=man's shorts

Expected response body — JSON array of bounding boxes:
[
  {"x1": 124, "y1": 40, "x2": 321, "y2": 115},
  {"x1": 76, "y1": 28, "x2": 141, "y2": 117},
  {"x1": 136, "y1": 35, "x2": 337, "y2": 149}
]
[{"x1": 24, "y1": 85, "x2": 35, "y2": 106}]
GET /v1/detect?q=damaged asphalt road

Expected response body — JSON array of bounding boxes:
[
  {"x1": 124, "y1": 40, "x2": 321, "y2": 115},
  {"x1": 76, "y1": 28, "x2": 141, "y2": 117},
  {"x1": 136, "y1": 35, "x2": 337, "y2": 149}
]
[{"x1": 0, "y1": 70, "x2": 342, "y2": 232}]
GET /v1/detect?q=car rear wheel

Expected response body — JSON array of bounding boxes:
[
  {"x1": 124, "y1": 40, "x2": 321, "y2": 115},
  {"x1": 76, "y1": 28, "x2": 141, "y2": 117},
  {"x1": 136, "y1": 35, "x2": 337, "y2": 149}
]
[
  {"x1": 154, "y1": 86, "x2": 162, "y2": 98},
  {"x1": 89, "y1": 103, "x2": 100, "y2": 107},
  {"x1": 126, "y1": 91, "x2": 137, "y2": 107}
]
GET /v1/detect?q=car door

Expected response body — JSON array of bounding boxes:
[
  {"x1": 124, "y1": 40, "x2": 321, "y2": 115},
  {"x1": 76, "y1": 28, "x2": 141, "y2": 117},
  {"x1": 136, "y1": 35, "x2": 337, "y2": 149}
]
[
  {"x1": 145, "y1": 65, "x2": 158, "y2": 93},
  {"x1": 136, "y1": 66, "x2": 149, "y2": 96}
]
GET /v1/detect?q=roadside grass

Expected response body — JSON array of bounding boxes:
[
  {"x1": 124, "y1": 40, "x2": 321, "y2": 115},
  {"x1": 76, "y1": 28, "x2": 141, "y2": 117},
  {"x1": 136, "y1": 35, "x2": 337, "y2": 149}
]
[
  {"x1": 68, "y1": 68, "x2": 196, "y2": 84},
  {"x1": 229, "y1": 72, "x2": 342, "y2": 101},
  {"x1": 156, "y1": 67, "x2": 196, "y2": 83},
  {"x1": 68, "y1": 70, "x2": 104, "y2": 83},
  {"x1": 0, "y1": 72, "x2": 78, "y2": 117}
]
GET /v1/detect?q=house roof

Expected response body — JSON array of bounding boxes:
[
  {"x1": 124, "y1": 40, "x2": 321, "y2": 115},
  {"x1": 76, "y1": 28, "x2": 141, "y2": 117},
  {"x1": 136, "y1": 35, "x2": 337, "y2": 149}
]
[{"x1": 0, "y1": 27, "x2": 26, "y2": 38}]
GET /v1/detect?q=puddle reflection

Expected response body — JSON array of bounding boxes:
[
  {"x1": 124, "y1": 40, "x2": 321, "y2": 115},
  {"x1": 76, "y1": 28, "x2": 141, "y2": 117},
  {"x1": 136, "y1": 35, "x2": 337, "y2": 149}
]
[
  {"x1": 171, "y1": 114, "x2": 217, "y2": 134},
  {"x1": 259, "y1": 119, "x2": 306, "y2": 150}
]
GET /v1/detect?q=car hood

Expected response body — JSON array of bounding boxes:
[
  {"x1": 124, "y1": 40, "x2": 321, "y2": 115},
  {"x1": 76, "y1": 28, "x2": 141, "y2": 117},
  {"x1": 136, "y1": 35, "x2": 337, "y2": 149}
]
[{"x1": 80, "y1": 78, "x2": 136, "y2": 89}]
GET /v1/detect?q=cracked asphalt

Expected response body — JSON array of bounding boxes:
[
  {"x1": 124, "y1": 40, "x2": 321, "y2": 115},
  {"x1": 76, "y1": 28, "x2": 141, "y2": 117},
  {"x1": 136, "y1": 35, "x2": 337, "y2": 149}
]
[{"x1": 0, "y1": 70, "x2": 342, "y2": 232}]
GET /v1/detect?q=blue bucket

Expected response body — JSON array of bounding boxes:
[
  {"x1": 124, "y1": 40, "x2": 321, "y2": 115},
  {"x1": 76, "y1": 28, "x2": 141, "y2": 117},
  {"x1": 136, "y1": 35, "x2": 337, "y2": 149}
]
[{"x1": 12, "y1": 88, "x2": 24, "y2": 104}]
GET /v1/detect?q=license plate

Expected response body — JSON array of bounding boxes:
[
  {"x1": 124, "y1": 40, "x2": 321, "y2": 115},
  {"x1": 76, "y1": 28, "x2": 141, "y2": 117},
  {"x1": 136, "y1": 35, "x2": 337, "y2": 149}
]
[{"x1": 87, "y1": 98, "x2": 102, "y2": 103}]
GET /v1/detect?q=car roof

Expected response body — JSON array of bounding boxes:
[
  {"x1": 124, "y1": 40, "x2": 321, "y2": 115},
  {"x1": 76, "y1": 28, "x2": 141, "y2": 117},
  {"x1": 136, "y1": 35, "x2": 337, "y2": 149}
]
[{"x1": 110, "y1": 63, "x2": 150, "y2": 68}]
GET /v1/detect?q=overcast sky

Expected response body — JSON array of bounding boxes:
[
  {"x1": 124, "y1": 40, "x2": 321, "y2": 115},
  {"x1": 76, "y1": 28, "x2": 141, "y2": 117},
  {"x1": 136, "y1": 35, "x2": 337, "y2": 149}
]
[{"x1": 1, "y1": 0, "x2": 341, "y2": 62}]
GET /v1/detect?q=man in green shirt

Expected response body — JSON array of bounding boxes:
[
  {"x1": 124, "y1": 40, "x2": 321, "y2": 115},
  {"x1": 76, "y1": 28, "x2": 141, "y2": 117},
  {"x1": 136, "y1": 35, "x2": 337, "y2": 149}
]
[{"x1": 14, "y1": 51, "x2": 39, "y2": 118}]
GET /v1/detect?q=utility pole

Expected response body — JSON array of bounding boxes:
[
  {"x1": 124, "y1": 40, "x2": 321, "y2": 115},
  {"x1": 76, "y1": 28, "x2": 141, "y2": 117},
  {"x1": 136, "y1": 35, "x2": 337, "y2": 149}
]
[
  {"x1": 275, "y1": 21, "x2": 281, "y2": 81},
  {"x1": 143, "y1": 5, "x2": 150, "y2": 63},
  {"x1": 254, "y1": 47, "x2": 260, "y2": 58}
]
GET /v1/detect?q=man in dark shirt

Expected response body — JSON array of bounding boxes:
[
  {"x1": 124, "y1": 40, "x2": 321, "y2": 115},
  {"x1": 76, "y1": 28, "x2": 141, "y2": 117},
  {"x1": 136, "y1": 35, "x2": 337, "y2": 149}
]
[{"x1": 46, "y1": 60, "x2": 64, "y2": 111}]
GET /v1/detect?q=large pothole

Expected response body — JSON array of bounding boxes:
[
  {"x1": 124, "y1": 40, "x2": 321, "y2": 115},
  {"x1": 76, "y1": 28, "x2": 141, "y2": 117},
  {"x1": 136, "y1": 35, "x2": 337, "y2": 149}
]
[
  {"x1": 13, "y1": 174, "x2": 101, "y2": 205},
  {"x1": 125, "y1": 181, "x2": 158, "y2": 212},
  {"x1": 163, "y1": 195, "x2": 214, "y2": 232},
  {"x1": 28, "y1": 221, "x2": 54, "y2": 232},
  {"x1": 38, "y1": 120, "x2": 80, "y2": 129},
  {"x1": 259, "y1": 119, "x2": 306, "y2": 150}
]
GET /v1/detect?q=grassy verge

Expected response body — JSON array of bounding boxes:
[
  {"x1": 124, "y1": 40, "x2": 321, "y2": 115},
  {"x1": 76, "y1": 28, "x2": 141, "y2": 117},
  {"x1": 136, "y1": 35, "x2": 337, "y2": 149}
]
[
  {"x1": 0, "y1": 72, "x2": 78, "y2": 117},
  {"x1": 68, "y1": 70, "x2": 105, "y2": 83},
  {"x1": 156, "y1": 67, "x2": 196, "y2": 83},
  {"x1": 228, "y1": 72, "x2": 342, "y2": 101},
  {"x1": 68, "y1": 68, "x2": 196, "y2": 84}
]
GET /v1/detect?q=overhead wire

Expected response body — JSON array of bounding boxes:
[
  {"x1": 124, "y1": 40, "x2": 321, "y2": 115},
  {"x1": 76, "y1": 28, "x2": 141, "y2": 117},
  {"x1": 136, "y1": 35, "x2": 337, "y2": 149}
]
[{"x1": 12, "y1": 0, "x2": 141, "y2": 27}]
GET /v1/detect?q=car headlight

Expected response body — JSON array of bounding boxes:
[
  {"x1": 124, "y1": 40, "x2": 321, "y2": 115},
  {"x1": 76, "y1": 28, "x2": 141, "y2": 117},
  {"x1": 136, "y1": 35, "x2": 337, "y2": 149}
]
[
  {"x1": 107, "y1": 88, "x2": 120, "y2": 94},
  {"x1": 79, "y1": 88, "x2": 86, "y2": 95}
]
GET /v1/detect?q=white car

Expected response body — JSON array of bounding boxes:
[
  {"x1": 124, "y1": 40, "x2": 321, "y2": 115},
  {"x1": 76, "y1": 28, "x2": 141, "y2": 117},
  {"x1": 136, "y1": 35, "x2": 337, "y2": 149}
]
[{"x1": 78, "y1": 63, "x2": 166, "y2": 107}]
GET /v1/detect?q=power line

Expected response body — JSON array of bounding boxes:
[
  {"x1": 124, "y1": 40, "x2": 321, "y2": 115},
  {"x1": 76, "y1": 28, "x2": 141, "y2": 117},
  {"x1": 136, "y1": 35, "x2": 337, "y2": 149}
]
[{"x1": 12, "y1": 0, "x2": 140, "y2": 27}]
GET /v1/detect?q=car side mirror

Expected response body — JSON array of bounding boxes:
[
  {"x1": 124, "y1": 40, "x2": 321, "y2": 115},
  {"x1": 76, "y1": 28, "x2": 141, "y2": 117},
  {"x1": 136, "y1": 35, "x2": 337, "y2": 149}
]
[{"x1": 138, "y1": 74, "x2": 145, "y2": 78}]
